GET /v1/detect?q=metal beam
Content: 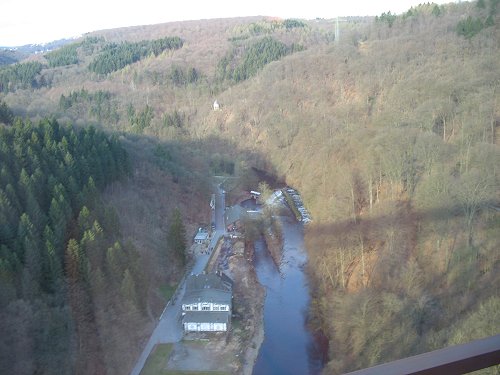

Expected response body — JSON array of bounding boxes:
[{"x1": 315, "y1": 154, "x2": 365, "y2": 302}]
[{"x1": 344, "y1": 334, "x2": 500, "y2": 375}]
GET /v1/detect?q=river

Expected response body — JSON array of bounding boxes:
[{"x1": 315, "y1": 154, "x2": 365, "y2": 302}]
[{"x1": 251, "y1": 209, "x2": 327, "y2": 375}]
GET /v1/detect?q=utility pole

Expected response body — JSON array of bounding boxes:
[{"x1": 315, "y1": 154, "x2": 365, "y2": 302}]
[{"x1": 335, "y1": 16, "x2": 340, "y2": 43}]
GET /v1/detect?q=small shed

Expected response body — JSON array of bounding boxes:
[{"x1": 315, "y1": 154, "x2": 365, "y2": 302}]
[
  {"x1": 213, "y1": 100, "x2": 220, "y2": 111},
  {"x1": 194, "y1": 228, "x2": 209, "y2": 244},
  {"x1": 250, "y1": 190, "x2": 261, "y2": 200}
]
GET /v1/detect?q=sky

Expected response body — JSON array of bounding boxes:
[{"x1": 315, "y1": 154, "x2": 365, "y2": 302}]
[{"x1": 1, "y1": 0, "x2": 455, "y2": 47}]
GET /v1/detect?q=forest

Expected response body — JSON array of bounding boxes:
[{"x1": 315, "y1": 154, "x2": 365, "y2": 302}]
[
  {"x1": 45, "y1": 43, "x2": 80, "y2": 67},
  {"x1": 59, "y1": 89, "x2": 119, "y2": 124},
  {"x1": 0, "y1": 1, "x2": 498, "y2": 374},
  {"x1": 216, "y1": 36, "x2": 301, "y2": 82},
  {"x1": 0, "y1": 61, "x2": 45, "y2": 92},
  {"x1": 0, "y1": 114, "x2": 197, "y2": 374},
  {"x1": 88, "y1": 36, "x2": 183, "y2": 75},
  {"x1": 0, "y1": 118, "x2": 146, "y2": 373}
]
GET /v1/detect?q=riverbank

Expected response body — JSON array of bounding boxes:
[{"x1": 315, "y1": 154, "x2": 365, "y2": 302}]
[
  {"x1": 263, "y1": 221, "x2": 283, "y2": 266},
  {"x1": 221, "y1": 240, "x2": 265, "y2": 374},
  {"x1": 253, "y1": 213, "x2": 326, "y2": 374},
  {"x1": 260, "y1": 201, "x2": 286, "y2": 266},
  {"x1": 239, "y1": 241, "x2": 265, "y2": 375}
]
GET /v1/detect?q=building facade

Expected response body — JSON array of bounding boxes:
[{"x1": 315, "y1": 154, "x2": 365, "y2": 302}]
[{"x1": 181, "y1": 272, "x2": 233, "y2": 332}]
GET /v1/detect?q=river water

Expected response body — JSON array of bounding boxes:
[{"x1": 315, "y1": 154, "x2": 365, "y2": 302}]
[{"x1": 252, "y1": 213, "x2": 326, "y2": 375}]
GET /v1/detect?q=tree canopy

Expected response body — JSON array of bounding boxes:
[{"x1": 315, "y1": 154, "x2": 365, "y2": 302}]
[
  {"x1": 45, "y1": 43, "x2": 79, "y2": 67},
  {"x1": 0, "y1": 118, "x2": 141, "y2": 374},
  {"x1": 217, "y1": 37, "x2": 297, "y2": 82},
  {"x1": 167, "y1": 208, "x2": 187, "y2": 267},
  {"x1": 0, "y1": 61, "x2": 45, "y2": 92},
  {"x1": 88, "y1": 36, "x2": 183, "y2": 74}
]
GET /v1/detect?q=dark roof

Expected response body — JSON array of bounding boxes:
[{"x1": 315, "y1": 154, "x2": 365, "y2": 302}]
[
  {"x1": 182, "y1": 289, "x2": 231, "y2": 305},
  {"x1": 225, "y1": 205, "x2": 245, "y2": 225},
  {"x1": 182, "y1": 272, "x2": 233, "y2": 305},
  {"x1": 185, "y1": 272, "x2": 233, "y2": 292},
  {"x1": 182, "y1": 311, "x2": 230, "y2": 324}
]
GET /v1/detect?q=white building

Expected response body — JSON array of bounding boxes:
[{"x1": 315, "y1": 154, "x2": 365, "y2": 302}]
[
  {"x1": 213, "y1": 100, "x2": 220, "y2": 111},
  {"x1": 250, "y1": 190, "x2": 261, "y2": 199},
  {"x1": 194, "y1": 228, "x2": 209, "y2": 244},
  {"x1": 181, "y1": 272, "x2": 233, "y2": 332}
]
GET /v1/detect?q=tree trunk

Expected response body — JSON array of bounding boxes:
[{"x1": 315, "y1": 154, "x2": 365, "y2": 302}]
[
  {"x1": 323, "y1": 258, "x2": 336, "y2": 288},
  {"x1": 369, "y1": 176, "x2": 373, "y2": 212},
  {"x1": 443, "y1": 117, "x2": 446, "y2": 142},
  {"x1": 467, "y1": 212, "x2": 474, "y2": 249},
  {"x1": 350, "y1": 184, "x2": 357, "y2": 223},
  {"x1": 491, "y1": 112, "x2": 495, "y2": 144},
  {"x1": 359, "y1": 235, "x2": 366, "y2": 287},
  {"x1": 378, "y1": 169, "x2": 382, "y2": 202},
  {"x1": 446, "y1": 233, "x2": 457, "y2": 272},
  {"x1": 340, "y1": 250, "x2": 346, "y2": 289}
]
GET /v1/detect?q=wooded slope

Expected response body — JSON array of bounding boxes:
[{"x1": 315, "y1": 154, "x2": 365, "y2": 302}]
[{"x1": 0, "y1": 1, "x2": 498, "y2": 373}]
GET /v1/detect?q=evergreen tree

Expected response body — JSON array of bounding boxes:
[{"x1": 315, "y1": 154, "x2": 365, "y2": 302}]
[
  {"x1": 89, "y1": 37, "x2": 183, "y2": 74},
  {"x1": 0, "y1": 189, "x2": 17, "y2": 245},
  {"x1": 41, "y1": 225, "x2": 61, "y2": 292},
  {"x1": 18, "y1": 214, "x2": 41, "y2": 299},
  {"x1": 0, "y1": 100, "x2": 14, "y2": 125},
  {"x1": 167, "y1": 208, "x2": 187, "y2": 266},
  {"x1": 45, "y1": 43, "x2": 79, "y2": 67},
  {"x1": 218, "y1": 37, "x2": 291, "y2": 82},
  {"x1": 106, "y1": 241, "x2": 123, "y2": 282},
  {"x1": 0, "y1": 117, "x2": 131, "y2": 373},
  {"x1": 120, "y1": 269, "x2": 138, "y2": 308}
]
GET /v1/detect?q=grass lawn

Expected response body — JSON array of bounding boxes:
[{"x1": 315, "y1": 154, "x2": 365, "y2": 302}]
[
  {"x1": 141, "y1": 344, "x2": 229, "y2": 375},
  {"x1": 159, "y1": 284, "x2": 177, "y2": 301},
  {"x1": 141, "y1": 344, "x2": 173, "y2": 375}
]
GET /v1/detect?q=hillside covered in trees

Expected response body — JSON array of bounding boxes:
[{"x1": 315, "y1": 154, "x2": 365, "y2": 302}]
[
  {"x1": 0, "y1": 1, "x2": 499, "y2": 374},
  {"x1": 0, "y1": 119, "x2": 136, "y2": 373}
]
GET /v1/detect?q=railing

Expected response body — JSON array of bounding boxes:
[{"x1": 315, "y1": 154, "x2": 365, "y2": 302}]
[{"x1": 345, "y1": 334, "x2": 500, "y2": 375}]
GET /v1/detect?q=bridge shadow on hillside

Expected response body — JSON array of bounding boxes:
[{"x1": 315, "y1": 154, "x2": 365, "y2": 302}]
[
  {"x1": 304, "y1": 199, "x2": 499, "y2": 243},
  {"x1": 301, "y1": 197, "x2": 499, "y2": 296},
  {"x1": 119, "y1": 130, "x2": 498, "y2": 255}
]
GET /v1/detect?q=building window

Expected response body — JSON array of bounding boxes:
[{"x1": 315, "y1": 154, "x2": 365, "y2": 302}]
[
  {"x1": 202, "y1": 305, "x2": 210, "y2": 311},
  {"x1": 192, "y1": 305, "x2": 198, "y2": 311},
  {"x1": 184, "y1": 305, "x2": 190, "y2": 311},
  {"x1": 213, "y1": 305, "x2": 219, "y2": 311}
]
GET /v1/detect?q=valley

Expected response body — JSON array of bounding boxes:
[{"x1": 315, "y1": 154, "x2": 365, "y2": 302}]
[{"x1": 0, "y1": 1, "x2": 499, "y2": 374}]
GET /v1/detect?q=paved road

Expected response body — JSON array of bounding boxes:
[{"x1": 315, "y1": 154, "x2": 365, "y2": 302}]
[{"x1": 130, "y1": 184, "x2": 226, "y2": 375}]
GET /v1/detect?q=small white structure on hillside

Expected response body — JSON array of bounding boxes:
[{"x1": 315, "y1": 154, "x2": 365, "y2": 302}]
[
  {"x1": 213, "y1": 100, "x2": 220, "y2": 111},
  {"x1": 250, "y1": 190, "x2": 261, "y2": 200}
]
